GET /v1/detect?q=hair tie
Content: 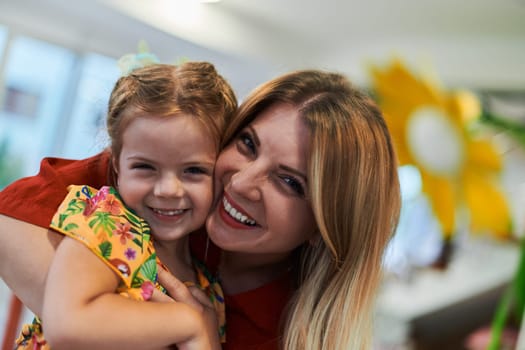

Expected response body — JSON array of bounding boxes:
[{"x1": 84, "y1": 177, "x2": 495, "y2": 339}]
[{"x1": 117, "y1": 40, "x2": 160, "y2": 76}]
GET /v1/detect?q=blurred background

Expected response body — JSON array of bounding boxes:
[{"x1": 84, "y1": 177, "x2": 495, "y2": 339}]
[{"x1": 0, "y1": 0, "x2": 524, "y2": 349}]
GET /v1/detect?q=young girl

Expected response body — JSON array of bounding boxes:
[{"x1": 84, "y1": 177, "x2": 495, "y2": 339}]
[{"x1": 15, "y1": 59, "x2": 237, "y2": 350}]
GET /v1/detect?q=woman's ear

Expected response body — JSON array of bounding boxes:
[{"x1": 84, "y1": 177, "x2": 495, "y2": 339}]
[{"x1": 308, "y1": 233, "x2": 322, "y2": 247}]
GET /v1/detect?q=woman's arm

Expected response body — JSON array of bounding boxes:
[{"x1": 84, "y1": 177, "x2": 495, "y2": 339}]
[
  {"x1": 0, "y1": 152, "x2": 112, "y2": 313},
  {"x1": 42, "y1": 236, "x2": 220, "y2": 350},
  {"x1": 0, "y1": 216, "x2": 63, "y2": 315}
]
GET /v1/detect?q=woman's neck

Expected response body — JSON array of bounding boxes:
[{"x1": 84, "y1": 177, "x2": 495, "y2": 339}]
[
  {"x1": 219, "y1": 251, "x2": 293, "y2": 294},
  {"x1": 153, "y1": 236, "x2": 196, "y2": 284}
]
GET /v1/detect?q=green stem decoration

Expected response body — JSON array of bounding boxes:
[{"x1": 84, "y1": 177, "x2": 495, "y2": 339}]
[
  {"x1": 488, "y1": 239, "x2": 525, "y2": 350},
  {"x1": 480, "y1": 111, "x2": 525, "y2": 149},
  {"x1": 513, "y1": 239, "x2": 525, "y2": 327}
]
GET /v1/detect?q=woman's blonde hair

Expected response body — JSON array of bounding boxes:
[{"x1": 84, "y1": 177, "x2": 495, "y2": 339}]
[{"x1": 223, "y1": 70, "x2": 401, "y2": 349}]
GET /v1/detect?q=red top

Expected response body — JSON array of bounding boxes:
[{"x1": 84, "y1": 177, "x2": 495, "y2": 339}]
[{"x1": 0, "y1": 152, "x2": 291, "y2": 350}]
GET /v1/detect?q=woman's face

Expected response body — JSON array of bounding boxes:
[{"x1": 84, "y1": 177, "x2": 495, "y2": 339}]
[{"x1": 206, "y1": 103, "x2": 317, "y2": 255}]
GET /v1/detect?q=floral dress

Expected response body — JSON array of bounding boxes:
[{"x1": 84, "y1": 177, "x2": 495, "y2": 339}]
[{"x1": 15, "y1": 185, "x2": 225, "y2": 350}]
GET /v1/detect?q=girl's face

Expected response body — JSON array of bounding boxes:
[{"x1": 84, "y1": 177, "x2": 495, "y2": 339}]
[
  {"x1": 206, "y1": 103, "x2": 317, "y2": 255},
  {"x1": 117, "y1": 114, "x2": 217, "y2": 242}
]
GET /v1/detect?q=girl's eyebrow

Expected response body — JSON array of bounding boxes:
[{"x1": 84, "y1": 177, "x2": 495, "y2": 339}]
[
  {"x1": 125, "y1": 155, "x2": 149, "y2": 161},
  {"x1": 246, "y1": 125, "x2": 261, "y2": 147}
]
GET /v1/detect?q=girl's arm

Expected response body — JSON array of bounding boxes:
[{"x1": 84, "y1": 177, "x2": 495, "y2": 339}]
[
  {"x1": 0, "y1": 216, "x2": 63, "y2": 315},
  {"x1": 42, "y1": 236, "x2": 220, "y2": 350}
]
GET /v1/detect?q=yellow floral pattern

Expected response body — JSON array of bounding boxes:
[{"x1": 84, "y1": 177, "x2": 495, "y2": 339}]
[
  {"x1": 52, "y1": 185, "x2": 159, "y2": 296},
  {"x1": 15, "y1": 185, "x2": 225, "y2": 349}
]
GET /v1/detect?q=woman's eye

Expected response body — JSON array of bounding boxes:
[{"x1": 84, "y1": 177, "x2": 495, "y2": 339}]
[
  {"x1": 237, "y1": 132, "x2": 256, "y2": 154},
  {"x1": 281, "y1": 176, "x2": 305, "y2": 196}
]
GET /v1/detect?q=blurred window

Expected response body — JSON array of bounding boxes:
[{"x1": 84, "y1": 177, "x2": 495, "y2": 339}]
[
  {"x1": 0, "y1": 33, "x2": 117, "y2": 187},
  {"x1": 60, "y1": 54, "x2": 119, "y2": 159},
  {"x1": 383, "y1": 165, "x2": 443, "y2": 277}
]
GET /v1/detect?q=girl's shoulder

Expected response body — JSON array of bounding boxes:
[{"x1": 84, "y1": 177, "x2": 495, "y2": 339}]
[{"x1": 50, "y1": 184, "x2": 157, "y2": 292}]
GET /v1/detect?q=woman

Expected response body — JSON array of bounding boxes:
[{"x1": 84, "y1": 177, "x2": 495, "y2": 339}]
[{"x1": 0, "y1": 69, "x2": 400, "y2": 349}]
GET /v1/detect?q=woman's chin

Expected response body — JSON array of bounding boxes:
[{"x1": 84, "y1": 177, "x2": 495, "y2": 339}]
[{"x1": 206, "y1": 209, "x2": 259, "y2": 252}]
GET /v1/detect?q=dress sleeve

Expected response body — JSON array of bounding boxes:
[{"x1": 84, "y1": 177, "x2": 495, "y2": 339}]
[
  {"x1": 0, "y1": 151, "x2": 111, "y2": 228},
  {"x1": 50, "y1": 185, "x2": 158, "y2": 294},
  {"x1": 193, "y1": 259, "x2": 226, "y2": 343}
]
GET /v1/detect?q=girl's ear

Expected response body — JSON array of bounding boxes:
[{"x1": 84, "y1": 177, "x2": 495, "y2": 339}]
[
  {"x1": 111, "y1": 155, "x2": 120, "y2": 187},
  {"x1": 111, "y1": 156, "x2": 119, "y2": 174}
]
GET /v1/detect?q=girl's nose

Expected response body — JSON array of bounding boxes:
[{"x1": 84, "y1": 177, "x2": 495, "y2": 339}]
[
  {"x1": 229, "y1": 163, "x2": 263, "y2": 202},
  {"x1": 154, "y1": 174, "x2": 184, "y2": 198}
]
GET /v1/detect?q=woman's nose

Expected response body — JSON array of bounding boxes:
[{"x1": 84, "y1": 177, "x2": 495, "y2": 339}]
[
  {"x1": 229, "y1": 164, "x2": 263, "y2": 202},
  {"x1": 154, "y1": 174, "x2": 184, "y2": 198}
]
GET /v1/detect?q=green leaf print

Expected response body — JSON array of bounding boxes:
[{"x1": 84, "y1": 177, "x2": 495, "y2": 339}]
[
  {"x1": 56, "y1": 200, "x2": 84, "y2": 228},
  {"x1": 88, "y1": 212, "x2": 117, "y2": 236},
  {"x1": 131, "y1": 276, "x2": 145, "y2": 289},
  {"x1": 99, "y1": 241, "x2": 112, "y2": 259},
  {"x1": 124, "y1": 210, "x2": 141, "y2": 226},
  {"x1": 63, "y1": 223, "x2": 79, "y2": 232},
  {"x1": 132, "y1": 238, "x2": 143, "y2": 249},
  {"x1": 132, "y1": 230, "x2": 149, "y2": 252},
  {"x1": 139, "y1": 254, "x2": 157, "y2": 282},
  {"x1": 138, "y1": 222, "x2": 150, "y2": 252},
  {"x1": 65, "y1": 199, "x2": 85, "y2": 215},
  {"x1": 57, "y1": 213, "x2": 67, "y2": 228},
  {"x1": 140, "y1": 221, "x2": 151, "y2": 236}
]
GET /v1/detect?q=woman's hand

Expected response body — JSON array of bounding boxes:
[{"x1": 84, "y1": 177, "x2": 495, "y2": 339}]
[{"x1": 151, "y1": 267, "x2": 221, "y2": 350}]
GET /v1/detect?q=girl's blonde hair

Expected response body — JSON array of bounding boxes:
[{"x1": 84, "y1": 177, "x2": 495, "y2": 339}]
[
  {"x1": 224, "y1": 70, "x2": 401, "y2": 349},
  {"x1": 106, "y1": 62, "x2": 237, "y2": 183}
]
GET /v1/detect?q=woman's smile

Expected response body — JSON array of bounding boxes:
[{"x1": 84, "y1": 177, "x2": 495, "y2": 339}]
[{"x1": 220, "y1": 194, "x2": 257, "y2": 227}]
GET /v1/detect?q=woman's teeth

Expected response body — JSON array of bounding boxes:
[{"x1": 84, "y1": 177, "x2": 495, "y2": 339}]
[{"x1": 223, "y1": 197, "x2": 256, "y2": 226}]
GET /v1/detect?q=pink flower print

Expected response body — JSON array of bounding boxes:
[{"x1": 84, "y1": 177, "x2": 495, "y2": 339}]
[
  {"x1": 82, "y1": 186, "x2": 109, "y2": 216},
  {"x1": 101, "y1": 194, "x2": 121, "y2": 216},
  {"x1": 82, "y1": 198, "x2": 98, "y2": 216},
  {"x1": 113, "y1": 222, "x2": 133, "y2": 245},
  {"x1": 124, "y1": 248, "x2": 136, "y2": 260},
  {"x1": 98, "y1": 186, "x2": 110, "y2": 196},
  {"x1": 141, "y1": 281, "x2": 155, "y2": 300}
]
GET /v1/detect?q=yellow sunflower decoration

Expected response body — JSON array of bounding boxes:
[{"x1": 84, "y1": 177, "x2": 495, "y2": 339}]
[{"x1": 370, "y1": 59, "x2": 511, "y2": 240}]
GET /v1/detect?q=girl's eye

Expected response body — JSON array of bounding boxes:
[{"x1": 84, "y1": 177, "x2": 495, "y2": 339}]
[
  {"x1": 185, "y1": 166, "x2": 208, "y2": 175},
  {"x1": 281, "y1": 176, "x2": 305, "y2": 196},
  {"x1": 131, "y1": 163, "x2": 154, "y2": 170},
  {"x1": 237, "y1": 132, "x2": 256, "y2": 155}
]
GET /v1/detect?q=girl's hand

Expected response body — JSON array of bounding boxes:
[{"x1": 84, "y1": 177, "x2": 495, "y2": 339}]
[{"x1": 152, "y1": 266, "x2": 221, "y2": 350}]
